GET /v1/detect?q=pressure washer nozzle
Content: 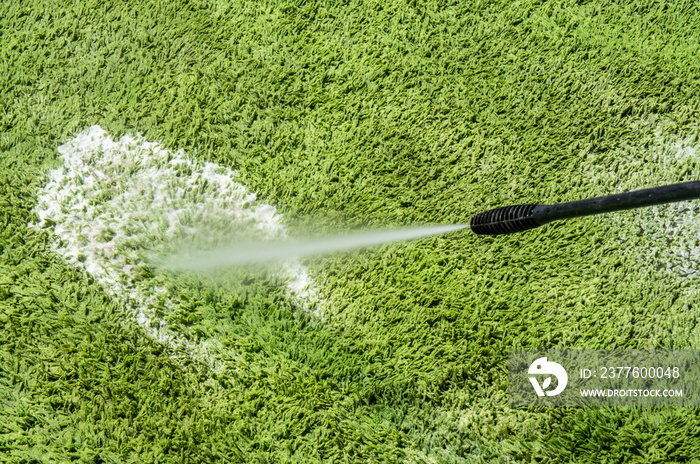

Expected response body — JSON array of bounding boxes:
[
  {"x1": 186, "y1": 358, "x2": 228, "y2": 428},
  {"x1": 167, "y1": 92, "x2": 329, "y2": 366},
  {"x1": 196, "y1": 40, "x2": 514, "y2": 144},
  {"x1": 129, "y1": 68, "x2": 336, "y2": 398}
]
[
  {"x1": 470, "y1": 180, "x2": 700, "y2": 236},
  {"x1": 470, "y1": 204, "x2": 540, "y2": 235}
]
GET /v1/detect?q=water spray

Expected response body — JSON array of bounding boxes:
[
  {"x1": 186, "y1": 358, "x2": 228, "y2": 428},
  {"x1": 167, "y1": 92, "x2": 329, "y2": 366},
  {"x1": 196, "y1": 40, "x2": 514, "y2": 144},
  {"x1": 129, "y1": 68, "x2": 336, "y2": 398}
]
[
  {"x1": 169, "y1": 224, "x2": 469, "y2": 270},
  {"x1": 470, "y1": 180, "x2": 700, "y2": 235}
]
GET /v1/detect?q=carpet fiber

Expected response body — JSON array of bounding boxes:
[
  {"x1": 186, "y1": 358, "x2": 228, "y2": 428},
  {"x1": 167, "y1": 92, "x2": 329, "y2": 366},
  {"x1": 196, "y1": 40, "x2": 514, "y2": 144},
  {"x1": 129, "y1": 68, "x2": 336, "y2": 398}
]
[{"x1": 3, "y1": 1, "x2": 700, "y2": 462}]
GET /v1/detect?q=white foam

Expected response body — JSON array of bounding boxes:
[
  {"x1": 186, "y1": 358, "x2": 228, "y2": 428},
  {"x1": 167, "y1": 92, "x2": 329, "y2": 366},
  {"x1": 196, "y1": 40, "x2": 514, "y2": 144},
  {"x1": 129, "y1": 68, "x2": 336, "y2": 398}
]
[
  {"x1": 33, "y1": 125, "x2": 320, "y2": 370},
  {"x1": 602, "y1": 122, "x2": 700, "y2": 283},
  {"x1": 576, "y1": 117, "x2": 700, "y2": 347}
]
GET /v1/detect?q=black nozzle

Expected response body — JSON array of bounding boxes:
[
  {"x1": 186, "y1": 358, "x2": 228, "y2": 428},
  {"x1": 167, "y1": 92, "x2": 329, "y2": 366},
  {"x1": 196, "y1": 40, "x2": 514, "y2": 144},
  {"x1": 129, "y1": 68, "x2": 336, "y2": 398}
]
[
  {"x1": 471, "y1": 180, "x2": 700, "y2": 235},
  {"x1": 470, "y1": 204, "x2": 540, "y2": 235}
]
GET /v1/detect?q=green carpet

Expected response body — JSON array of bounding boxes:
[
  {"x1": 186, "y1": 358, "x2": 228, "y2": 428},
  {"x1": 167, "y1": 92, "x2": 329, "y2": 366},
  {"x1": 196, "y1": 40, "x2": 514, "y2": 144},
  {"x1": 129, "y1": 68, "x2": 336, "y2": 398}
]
[{"x1": 3, "y1": 0, "x2": 700, "y2": 462}]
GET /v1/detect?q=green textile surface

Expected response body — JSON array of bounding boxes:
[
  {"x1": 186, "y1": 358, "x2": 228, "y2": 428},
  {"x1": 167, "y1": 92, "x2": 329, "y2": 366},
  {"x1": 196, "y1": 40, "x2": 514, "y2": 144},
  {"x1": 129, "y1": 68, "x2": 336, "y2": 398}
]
[{"x1": 3, "y1": 0, "x2": 700, "y2": 462}]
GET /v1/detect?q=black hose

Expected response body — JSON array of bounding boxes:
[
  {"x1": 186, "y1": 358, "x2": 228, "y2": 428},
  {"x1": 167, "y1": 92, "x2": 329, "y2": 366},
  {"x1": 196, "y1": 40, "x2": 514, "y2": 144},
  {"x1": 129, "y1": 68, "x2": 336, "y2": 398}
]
[{"x1": 470, "y1": 180, "x2": 700, "y2": 235}]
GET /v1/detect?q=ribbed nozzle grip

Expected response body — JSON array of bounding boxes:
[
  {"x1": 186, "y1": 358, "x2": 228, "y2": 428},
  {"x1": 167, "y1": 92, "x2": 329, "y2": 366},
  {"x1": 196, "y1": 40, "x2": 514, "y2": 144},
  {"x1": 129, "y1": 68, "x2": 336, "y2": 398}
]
[{"x1": 470, "y1": 204, "x2": 540, "y2": 235}]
